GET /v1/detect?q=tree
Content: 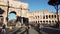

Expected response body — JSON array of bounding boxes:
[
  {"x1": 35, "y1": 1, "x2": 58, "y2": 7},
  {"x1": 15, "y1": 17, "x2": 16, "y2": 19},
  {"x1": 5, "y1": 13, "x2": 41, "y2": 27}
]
[
  {"x1": 48, "y1": 0, "x2": 60, "y2": 28},
  {"x1": 48, "y1": 0, "x2": 60, "y2": 27}
]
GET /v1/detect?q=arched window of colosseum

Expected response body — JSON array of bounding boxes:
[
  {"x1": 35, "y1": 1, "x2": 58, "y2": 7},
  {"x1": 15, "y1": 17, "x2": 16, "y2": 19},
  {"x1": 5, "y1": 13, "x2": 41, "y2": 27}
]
[
  {"x1": 46, "y1": 21, "x2": 48, "y2": 22},
  {"x1": 38, "y1": 16, "x2": 39, "y2": 18},
  {"x1": 52, "y1": 15, "x2": 53, "y2": 18},
  {"x1": 0, "y1": 8, "x2": 5, "y2": 14},
  {"x1": 46, "y1": 15, "x2": 48, "y2": 19},
  {"x1": 36, "y1": 21, "x2": 37, "y2": 23},
  {"x1": 43, "y1": 21, "x2": 45, "y2": 24},
  {"x1": 49, "y1": 15, "x2": 51, "y2": 18},
  {"x1": 38, "y1": 21, "x2": 39, "y2": 23},
  {"x1": 55, "y1": 21, "x2": 57, "y2": 23},
  {"x1": 54, "y1": 15, "x2": 56, "y2": 18},
  {"x1": 40, "y1": 21, "x2": 42, "y2": 24},
  {"x1": 52, "y1": 21, "x2": 54, "y2": 23},
  {"x1": 46, "y1": 20, "x2": 48, "y2": 24},
  {"x1": 49, "y1": 21, "x2": 51, "y2": 24},
  {"x1": 43, "y1": 16, "x2": 45, "y2": 19},
  {"x1": 35, "y1": 16, "x2": 37, "y2": 19},
  {"x1": 52, "y1": 21, "x2": 54, "y2": 24}
]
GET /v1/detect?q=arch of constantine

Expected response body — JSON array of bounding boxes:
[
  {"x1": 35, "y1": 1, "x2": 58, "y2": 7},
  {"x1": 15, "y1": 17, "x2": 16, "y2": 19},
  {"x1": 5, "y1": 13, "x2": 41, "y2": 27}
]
[{"x1": 0, "y1": 0, "x2": 29, "y2": 28}]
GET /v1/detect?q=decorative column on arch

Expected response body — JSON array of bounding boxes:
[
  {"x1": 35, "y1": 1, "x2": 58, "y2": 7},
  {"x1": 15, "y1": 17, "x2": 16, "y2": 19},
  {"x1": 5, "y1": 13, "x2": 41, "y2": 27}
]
[
  {"x1": 21, "y1": 2, "x2": 29, "y2": 26},
  {"x1": 3, "y1": 16, "x2": 7, "y2": 27}
]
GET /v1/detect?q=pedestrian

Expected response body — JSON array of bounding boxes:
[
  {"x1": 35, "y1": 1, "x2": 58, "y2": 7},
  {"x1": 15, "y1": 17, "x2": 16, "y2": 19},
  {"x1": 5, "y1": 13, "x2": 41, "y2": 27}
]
[
  {"x1": 39, "y1": 24, "x2": 44, "y2": 30},
  {"x1": 1, "y1": 24, "x2": 6, "y2": 34}
]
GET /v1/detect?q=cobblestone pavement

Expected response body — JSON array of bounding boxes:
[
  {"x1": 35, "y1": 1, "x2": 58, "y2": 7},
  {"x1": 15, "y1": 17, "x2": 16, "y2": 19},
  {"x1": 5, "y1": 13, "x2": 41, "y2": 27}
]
[
  {"x1": 0, "y1": 26, "x2": 60, "y2": 34},
  {"x1": 41, "y1": 27, "x2": 60, "y2": 34},
  {"x1": 0, "y1": 27, "x2": 40, "y2": 34}
]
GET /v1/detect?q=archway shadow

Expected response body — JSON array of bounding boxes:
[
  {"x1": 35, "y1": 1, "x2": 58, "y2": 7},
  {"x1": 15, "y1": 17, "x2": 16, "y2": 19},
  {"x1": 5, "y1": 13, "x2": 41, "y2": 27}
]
[
  {"x1": 0, "y1": 8, "x2": 5, "y2": 14},
  {"x1": 20, "y1": 28, "x2": 29, "y2": 34},
  {"x1": 30, "y1": 24, "x2": 42, "y2": 34}
]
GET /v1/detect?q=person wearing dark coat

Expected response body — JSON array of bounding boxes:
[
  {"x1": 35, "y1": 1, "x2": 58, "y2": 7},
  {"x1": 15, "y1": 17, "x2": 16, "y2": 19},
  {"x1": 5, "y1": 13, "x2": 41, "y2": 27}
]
[{"x1": 1, "y1": 24, "x2": 6, "y2": 34}]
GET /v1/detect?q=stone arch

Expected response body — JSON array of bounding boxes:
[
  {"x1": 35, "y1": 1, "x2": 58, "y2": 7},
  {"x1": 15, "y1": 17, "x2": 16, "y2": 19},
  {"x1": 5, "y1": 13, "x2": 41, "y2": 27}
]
[
  {"x1": 8, "y1": 11, "x2": 17, "y2": 19},
  {"x1": 9, "y1": 11, "x2": 16, "y2": 15},
  {"x1": 6, "y1": 11, "x2": 17, "y2": 21},
  {"x1": 0, "y1": 8, "x2": 5, "y2": 14},
  {"x1": 7, "y1": 11, "x2": 17, "y2": 26}
]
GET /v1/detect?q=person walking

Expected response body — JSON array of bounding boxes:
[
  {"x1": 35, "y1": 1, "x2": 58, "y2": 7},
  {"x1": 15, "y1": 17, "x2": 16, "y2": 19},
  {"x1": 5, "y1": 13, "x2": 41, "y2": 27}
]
[{"x1": 1, "y1": 24, "x2": 6, "y2": 34}]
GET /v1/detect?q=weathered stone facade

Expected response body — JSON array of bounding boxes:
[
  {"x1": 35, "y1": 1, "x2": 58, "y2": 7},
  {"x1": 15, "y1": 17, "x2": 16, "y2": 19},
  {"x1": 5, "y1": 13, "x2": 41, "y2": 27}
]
[
  {"x1": 0, "y1": 0, "x2": 28, "y2": 27},
  {"x1": 28, "y1": 10, "x2": 60, "y2": 26}
]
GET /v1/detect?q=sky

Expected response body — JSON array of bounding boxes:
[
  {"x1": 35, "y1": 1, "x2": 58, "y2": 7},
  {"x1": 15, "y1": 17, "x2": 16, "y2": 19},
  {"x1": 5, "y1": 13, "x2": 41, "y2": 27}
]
[
  {"x1": 9, "y1": 0, "x2": 60, "y2": 20},
  {"x1": 8, "y1": 13, "x2": 16, "y2": 20},
  {"x1": 21, "y1": 0, "x2": 58, "y2": 12}
]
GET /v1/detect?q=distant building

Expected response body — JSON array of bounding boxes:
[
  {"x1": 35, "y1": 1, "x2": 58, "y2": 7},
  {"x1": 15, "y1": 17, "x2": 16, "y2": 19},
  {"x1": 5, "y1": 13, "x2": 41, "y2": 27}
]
[{"x1": 28, "y1": 10, "x2": 60, "y2": 26}]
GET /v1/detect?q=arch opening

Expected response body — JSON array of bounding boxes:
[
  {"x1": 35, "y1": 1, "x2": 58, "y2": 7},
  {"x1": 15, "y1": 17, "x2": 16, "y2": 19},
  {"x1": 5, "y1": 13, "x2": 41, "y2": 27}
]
[
  {"x1": 0, "y1": 8, "x2": 5, "y2": 14},
  {"x1": 8, "y1": 11, "x2": 17, "y2": 26}
]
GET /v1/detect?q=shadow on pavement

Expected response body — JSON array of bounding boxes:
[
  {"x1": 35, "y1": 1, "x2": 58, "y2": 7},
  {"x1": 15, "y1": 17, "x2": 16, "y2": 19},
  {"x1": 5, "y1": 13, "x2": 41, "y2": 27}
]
[
  {"x1": 30, "y1": 24, "x2": 42, "y2": 34},
  {"x1": 20, "y1": 28, "x2": 29, "y2": 34},
  {"x1": 12, "y1": 28, "x2": 21, "y2": 34}
]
